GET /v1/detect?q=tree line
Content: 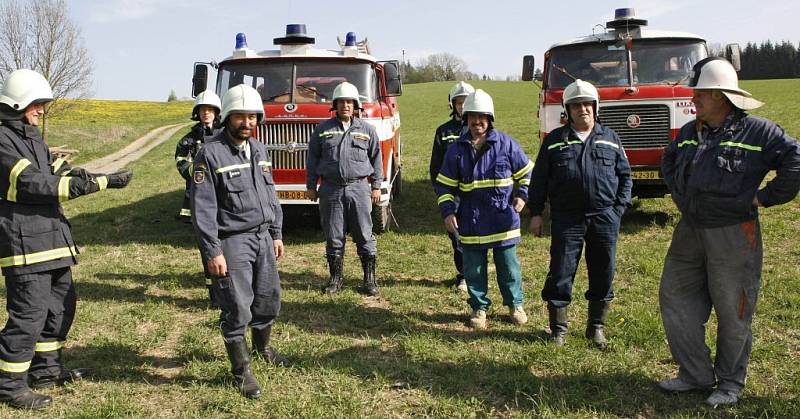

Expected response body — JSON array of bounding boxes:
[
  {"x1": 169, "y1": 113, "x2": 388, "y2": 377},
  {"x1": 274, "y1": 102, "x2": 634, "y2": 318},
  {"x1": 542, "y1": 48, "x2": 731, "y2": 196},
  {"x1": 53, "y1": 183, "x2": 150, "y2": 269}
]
[
  {"x1": 400, "y1": 52, "x2": 499, "y2": 84},
  {"x1": 738, "y1": 40, "x2": 800, "y2": 80}
]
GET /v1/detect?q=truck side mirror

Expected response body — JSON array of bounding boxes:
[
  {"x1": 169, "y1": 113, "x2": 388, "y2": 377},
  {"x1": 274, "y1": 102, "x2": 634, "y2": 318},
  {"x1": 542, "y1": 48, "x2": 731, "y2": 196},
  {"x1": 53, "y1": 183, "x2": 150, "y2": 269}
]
[
  {"x1": 380, "y1": 60, "x2": 402, "y2": 96},
  {"x1": 522, "y1": 55, "x2": 535, "y2": 81},
  {"x1": 192, "y1": 63, "x2": 209, "y2": 97},
  {"x1": 725, "y1": 43, "x2": 741, "y2": 71}
]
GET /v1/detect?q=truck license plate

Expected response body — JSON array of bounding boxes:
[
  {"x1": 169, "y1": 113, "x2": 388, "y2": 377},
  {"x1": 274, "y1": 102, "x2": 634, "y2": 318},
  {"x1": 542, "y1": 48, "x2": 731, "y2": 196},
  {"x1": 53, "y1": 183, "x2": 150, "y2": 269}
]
[
  {"x1": 277, "y1": 190, "x2": 306, "y2": 200},
  {"x1": 632, "y1": 170, "x2": 661, "y2": 180}
]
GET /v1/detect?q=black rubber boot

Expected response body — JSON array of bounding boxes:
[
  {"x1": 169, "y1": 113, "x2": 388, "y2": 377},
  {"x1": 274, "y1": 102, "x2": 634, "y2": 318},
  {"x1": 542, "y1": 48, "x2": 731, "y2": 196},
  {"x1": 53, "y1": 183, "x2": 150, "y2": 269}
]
[
  {"x1": 29, "y1": 349, "x2": 89, "y2": 389},
  {"x1": 251, "y1": 326, "x2": 289, "y2": 367},
  {"x1": 547, "y1": 303, "x2": 568, "y2": 347},
  {"x1": 3, "y1": 389, "x2": 52, "y2": 410},
  {"x1": 358, "y1": 255, "x2": 379, "y2": 296},
  {"x1": 585, "y1": 301, "x2": 610, "y2": 350},
  {"x1": 323, "y1": 254, "x2": 344, "y2": 294},
  {"x1": 224, "y1": 340, "x2": 261, "y2": 399}
]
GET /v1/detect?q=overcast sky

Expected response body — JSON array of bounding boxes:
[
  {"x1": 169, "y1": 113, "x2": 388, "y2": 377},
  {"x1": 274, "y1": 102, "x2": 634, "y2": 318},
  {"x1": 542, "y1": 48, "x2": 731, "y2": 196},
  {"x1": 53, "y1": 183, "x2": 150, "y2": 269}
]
[{"x1": 66, "y1": 0, "x2": 799, "y2": 101}]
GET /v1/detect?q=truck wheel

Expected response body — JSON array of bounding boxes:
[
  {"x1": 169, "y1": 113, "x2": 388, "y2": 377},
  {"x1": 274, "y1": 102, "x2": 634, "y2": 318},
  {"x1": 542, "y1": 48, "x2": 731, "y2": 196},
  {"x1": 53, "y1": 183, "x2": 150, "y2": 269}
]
[{"x1": 372, "y1": 203, "x2": 390, "y2": 234}]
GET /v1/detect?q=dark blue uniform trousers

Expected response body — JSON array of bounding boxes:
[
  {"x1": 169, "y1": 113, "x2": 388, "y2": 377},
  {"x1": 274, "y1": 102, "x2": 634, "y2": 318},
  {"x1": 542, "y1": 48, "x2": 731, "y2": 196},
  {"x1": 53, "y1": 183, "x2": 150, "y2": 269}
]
[
  {"x1": 0, "y1": 267, "x2": 76, "y2": 398},
  {"x1": 318, "y1": 180, "x2": 376, "y2": 257},
  {"x1": 212, "y1": 231, "x2": 281, "y2": 344},
  {"x1": 541, "y1": 207, "x2": 621, "y2": 307}
]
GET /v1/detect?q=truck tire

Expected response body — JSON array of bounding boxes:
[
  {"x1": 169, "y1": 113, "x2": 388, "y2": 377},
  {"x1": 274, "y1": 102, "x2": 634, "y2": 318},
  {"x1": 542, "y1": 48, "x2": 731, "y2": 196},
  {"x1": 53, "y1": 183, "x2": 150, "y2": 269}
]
[{"x1": 372, "y1": 202, "x2": 390, "y2": 234}]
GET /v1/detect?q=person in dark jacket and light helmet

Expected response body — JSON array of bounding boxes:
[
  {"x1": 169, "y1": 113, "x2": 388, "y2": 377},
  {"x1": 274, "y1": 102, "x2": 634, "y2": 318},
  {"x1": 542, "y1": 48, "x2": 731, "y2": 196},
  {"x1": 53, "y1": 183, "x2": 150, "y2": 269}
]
[
  {"x1": 0, "y1": 69, "x2": 133, "y2": 410},
  {"x1": 435, "y1": 89, "x2": 534, "y2": 330},
  {"x1": 191, "y1": 84, "x2": 288, "y2": 400},
  {"x1": 528, "y1": 79, "x2": 632, "y2": 350},
  {"x1": 657, "y1": 57, "x2": 800, "y2": 407},
  {"x1": 430, "y1": 81, "x2": 474, "y2": 292},
  {"x1": 175, "y1": 89, "x2": 221, "y2": 222}
]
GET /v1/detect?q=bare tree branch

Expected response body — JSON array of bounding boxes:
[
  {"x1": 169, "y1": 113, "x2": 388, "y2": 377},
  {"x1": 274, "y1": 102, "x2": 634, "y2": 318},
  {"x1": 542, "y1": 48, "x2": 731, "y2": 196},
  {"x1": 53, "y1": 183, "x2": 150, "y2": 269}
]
[{"x1": 0, "y1": 0, "x2": 94, "y2": 139}]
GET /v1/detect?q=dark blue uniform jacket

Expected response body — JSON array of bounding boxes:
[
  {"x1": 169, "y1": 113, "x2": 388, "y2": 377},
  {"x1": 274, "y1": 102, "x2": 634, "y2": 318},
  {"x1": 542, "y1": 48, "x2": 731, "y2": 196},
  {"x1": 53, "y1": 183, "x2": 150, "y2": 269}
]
[{"x1": 662, "y1": 110, "x2": 800, "y2": 228}]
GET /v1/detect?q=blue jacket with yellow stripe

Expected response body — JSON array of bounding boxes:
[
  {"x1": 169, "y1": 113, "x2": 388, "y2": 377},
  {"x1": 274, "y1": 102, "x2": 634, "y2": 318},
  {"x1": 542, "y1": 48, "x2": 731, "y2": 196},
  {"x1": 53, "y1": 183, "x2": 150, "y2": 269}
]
[
  {"x1": 529, "y1": 122, "x2": 632, "y2": 220},
  {"x1": 662, "y1": 110, "x2": 800, "y2": 228},
  {"x1": 306, "y1": 117, "x2": 383, "y2": 190},
  {"x1": 191, "y1": 130, "x2": 283, "y2": 261},
  {"x1": 0, "y1": 119, "x2": 108, "y2": 275},
  {"x1": 435, "y1": 128, "x2": 533, "y2": 249}
]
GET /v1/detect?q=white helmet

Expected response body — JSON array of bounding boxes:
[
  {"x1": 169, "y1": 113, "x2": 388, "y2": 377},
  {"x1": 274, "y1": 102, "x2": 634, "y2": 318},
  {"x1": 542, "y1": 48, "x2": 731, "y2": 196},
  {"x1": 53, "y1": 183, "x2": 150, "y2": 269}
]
[
  {"x1": 220, "y1": 84, "x2": 264, "y2": 123},
  {"x1": 331, "y1": 82, "x2": 361, "y2": 109},
  {"x1": 0, "y1": 69, "x2": 54, "y2": 111},
  {"x1": 562, "y1": 79, "x2": 599, "y2": 108},
  {"x1": 689, "y1": 57, "x2": 763, "y2": 110},
  {"x1": 448, "y1": 81, "x2": 475, "y2": 106},
  {"x1": 192, "y1": 90, "x2": 221, "y2": 121},
  {"x1": 462, "y1": 89, "x2": 495, "y2": 121}
]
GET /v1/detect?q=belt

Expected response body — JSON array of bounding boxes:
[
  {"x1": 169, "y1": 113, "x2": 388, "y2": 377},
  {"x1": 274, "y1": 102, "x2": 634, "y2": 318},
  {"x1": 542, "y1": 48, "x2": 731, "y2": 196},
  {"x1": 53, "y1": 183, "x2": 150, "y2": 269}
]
[{"x1": 323, "y1": 177, "x2": 366, "y2": 186}]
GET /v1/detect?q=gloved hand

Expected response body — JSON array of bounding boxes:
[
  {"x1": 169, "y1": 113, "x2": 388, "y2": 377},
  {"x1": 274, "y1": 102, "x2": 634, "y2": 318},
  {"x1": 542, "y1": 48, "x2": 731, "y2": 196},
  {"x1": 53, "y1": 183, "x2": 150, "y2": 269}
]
[{"x1": 107, "y1": 168, "x2": 133, "y2": 188}]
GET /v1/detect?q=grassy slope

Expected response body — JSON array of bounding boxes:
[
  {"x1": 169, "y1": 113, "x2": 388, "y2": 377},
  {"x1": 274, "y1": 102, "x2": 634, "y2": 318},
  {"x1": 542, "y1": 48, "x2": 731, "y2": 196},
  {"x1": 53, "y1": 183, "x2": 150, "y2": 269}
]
[
  {"x1": 0, "y1": 81, "x2": 798, "y2": 418},
  {"x1": 46, "y1": 99, "x2": 192, "y2": 165}
]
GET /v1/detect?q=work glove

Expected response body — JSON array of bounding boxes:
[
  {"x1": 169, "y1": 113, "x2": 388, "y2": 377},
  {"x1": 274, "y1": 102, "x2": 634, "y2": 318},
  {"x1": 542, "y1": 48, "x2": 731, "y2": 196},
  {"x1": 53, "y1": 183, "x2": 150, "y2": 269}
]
[{"x1": 107, "y1": 168, "x2": 134, "y2": 188}]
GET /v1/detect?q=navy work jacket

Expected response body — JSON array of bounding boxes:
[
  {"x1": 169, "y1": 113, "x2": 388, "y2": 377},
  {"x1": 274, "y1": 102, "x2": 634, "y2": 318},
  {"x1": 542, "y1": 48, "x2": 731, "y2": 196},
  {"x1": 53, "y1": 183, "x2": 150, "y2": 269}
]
[
  {"x1": 529, "y1": 122, "x2": 632, "y2": 220},
  {"x1": 662, "y1": 110, "x2": 800, "y2": 228},
  {"x1": 306, "y1": 117, "x2": 383, "y2": 190},
  {"x1": 191, "y1": 130, "x2": 283, "y2": 261}
]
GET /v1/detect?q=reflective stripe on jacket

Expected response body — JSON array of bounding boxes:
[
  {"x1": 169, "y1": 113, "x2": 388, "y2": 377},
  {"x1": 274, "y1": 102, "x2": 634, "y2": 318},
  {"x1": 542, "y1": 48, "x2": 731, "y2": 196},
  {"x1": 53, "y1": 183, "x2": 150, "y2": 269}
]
[
  {"x1": 434, "y1": 128, "x2": 532, "y2": 249},
  {"x1": 529, "y1": 123, "x2": 632, "y2": 220},
  {"x1": 0, "y1": 120, "x2": 92, "y2": 275},
  {"x1": 662, "y1": 110, "x2": 800, "y2": 228}
]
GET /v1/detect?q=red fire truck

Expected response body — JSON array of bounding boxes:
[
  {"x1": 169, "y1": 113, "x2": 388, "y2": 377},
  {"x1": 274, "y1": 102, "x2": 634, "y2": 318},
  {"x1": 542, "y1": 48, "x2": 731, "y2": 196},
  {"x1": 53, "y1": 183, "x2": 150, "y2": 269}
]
[
  {"x1": 191, "y1": 24, "x2": 403, "y2": 231},
  {"x1": 522, "y1": 8, "x2": 740, "y2": 198}
]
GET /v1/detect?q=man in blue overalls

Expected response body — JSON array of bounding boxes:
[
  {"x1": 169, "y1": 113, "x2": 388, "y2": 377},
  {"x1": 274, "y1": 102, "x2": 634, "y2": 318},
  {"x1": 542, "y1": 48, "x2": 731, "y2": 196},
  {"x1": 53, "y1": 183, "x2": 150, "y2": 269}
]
[
  {"x1": 658, "y1": 58, "x2": 800, "y2": 407},
  {"x1": 306, "y1": 82, "x2": 383, "y2": 296},
  {"x1": 529, "y1": 79, "x2": 632, "y2": 349},
  {"x1": 430, "y1": 81, "x2": 474, "y2": 292},
  {"x1": 192, "y1": 84, "x2": 288, "y2": 399}
]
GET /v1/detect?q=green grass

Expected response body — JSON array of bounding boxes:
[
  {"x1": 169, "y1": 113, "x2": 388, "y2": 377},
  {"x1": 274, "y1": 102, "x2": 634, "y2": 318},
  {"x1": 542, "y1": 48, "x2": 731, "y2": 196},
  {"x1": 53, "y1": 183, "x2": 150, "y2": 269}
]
[
  {"x1": 45, "y1": 99, "x2": 192, "y2": 164},
  {"x1": 0, "y1": 80, "x2": 798, "y2": 417}
]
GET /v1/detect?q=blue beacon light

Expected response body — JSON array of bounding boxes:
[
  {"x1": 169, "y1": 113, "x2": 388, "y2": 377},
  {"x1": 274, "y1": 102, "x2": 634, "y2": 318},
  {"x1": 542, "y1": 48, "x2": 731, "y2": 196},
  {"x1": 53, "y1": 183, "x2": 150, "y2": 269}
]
[
  {"x1": 345, "y1": 32, "x2": 357, "y2": 47},
  {"x1": 235, "y1": 33, "x2": 248, "y2": 49}
]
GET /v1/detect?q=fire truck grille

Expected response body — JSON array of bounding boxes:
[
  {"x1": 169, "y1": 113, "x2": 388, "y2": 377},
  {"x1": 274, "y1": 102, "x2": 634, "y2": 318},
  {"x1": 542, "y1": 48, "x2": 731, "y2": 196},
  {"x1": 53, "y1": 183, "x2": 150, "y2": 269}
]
[
  {"x1": 599, "y1": 104, "x2": 671, "y2": 150},
  {"x1": 256, "y1": 123, "x2": 318, "y2": 169}
]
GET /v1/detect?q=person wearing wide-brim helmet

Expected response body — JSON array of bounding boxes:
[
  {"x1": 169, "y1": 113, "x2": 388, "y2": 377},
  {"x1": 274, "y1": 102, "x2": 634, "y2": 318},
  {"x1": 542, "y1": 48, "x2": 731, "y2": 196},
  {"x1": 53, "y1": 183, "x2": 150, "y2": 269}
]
[
  {"x1": 429, "y1": 81, "x2": 475, "y2": 292},
  {"x1": 191, "y1": 84, "x2": 288, "y2": 400},
  {"x1": 0, "y1": 69, "x2": 132, "y2": 410},
  {"x1": 658, "y1": 57, "x2": 800, "y2": 407},
  {"x1": 434, "y1": 89, "x2": 534, "y2": 330},
  {"x1": 306, "y1": 81, "x2": 384, "y2": 297},
  {"x1": 528, "y1": 78, "x2": 632, "y2": 350}
]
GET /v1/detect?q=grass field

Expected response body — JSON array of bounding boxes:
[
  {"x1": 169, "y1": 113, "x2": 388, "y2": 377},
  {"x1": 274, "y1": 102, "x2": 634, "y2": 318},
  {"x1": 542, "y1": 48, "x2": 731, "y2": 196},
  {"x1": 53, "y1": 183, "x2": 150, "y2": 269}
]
[
  {"x1": 0, "y1": 80, "x2": 798, "y2": 418},
  {"x1": 45, "y1": 99, "x2": 191, "y2": 164}
]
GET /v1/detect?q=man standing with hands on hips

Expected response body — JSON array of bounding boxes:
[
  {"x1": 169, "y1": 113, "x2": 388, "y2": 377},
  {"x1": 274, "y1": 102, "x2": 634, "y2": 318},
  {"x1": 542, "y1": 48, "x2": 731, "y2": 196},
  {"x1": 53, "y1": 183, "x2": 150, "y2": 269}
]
[{"x1": 658, "y1": 57, "x2": 800, "y2": 407}]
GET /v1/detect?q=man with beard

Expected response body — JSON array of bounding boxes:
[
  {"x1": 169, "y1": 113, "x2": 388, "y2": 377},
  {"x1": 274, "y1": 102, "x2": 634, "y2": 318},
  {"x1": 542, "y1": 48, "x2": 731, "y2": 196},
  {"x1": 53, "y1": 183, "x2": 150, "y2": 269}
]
[{"x1": 191, "y1": 84, "x2": 288, "y2": 399}]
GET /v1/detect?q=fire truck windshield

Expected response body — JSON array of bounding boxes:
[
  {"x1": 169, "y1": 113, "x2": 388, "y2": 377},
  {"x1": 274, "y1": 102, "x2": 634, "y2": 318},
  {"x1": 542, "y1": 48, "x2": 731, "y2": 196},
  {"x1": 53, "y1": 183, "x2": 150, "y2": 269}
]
[
  {"x1": 216, "y1": 61, "x2": 377, "y2": 104},
  {"x1": 546, "y1": 39, "x2": 707, "y2": 89}
]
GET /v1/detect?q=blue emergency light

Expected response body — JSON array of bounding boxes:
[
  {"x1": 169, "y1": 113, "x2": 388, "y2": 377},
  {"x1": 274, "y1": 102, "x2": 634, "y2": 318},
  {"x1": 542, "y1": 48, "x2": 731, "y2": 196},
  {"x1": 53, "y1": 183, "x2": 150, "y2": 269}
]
[
  {"x1": 345, "y1": 32, "x2": 357, "y2": 47},
  {"x1": 235, "y1": 33, "x2": 248, "y2": 50}
]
